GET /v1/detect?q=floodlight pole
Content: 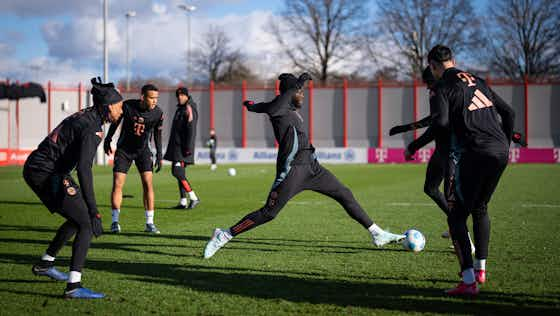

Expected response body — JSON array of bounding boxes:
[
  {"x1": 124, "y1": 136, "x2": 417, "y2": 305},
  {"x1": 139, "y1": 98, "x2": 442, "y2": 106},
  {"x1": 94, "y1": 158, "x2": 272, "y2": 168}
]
[
  {"x1": 125, "y1": 11, "x2": 136, "y2": 91},
  {"x1": 178, "y1": 4, "x2": 196, "y2": 83}
]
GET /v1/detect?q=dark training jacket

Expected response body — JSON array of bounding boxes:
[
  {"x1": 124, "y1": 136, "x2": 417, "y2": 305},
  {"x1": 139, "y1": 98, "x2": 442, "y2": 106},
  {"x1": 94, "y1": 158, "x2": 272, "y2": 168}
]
[
  {"x1": 106, "y1": 99, "x2": 163, "y2": 159},
  {"x1": 164, "y1": 99, "x2": 198, "y2": 164},
  {"x1": 430, "y1": 68, "x2": 515, "y2": 157},
  {"x1": 24, "y1": 107, "x2": 104, "y2": 214},
  {"x1": 245, "y1": 88, "x2": 315, "y2": 188}
]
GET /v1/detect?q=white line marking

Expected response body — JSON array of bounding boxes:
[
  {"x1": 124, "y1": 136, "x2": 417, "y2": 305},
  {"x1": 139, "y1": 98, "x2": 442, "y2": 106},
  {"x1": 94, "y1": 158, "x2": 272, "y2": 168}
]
[
  {"x1": 387, "y1": 202, "x2": 434, "y2": 207},
  {"x1": 521, "y1": 204, "x2": 560, "y2": 208}
]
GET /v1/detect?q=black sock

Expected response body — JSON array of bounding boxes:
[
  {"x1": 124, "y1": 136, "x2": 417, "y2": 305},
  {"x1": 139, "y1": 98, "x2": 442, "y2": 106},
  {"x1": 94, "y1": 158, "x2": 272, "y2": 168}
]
[{"x1": 66, "y1": 282, "x2": 82, "y2": 291}]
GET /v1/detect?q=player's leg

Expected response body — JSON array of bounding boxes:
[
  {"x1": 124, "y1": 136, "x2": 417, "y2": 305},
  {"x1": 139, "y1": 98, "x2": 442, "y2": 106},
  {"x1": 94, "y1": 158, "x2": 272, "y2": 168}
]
[
  {"x1": 23, "y1": 172, "x2": 73, "y2": 281},
  {"x1": 171, "y1": 162, "x2": 188, "y2": 208},
  {"x1": 210, "y1": 150, "x2": 217, "y2": 171},
  {"x1": 470, "y1": 154, "x2": 508, "y2": 283},
  {"x1": 446, "y1": 153, "x2": 480, "y2": 295},
  {"x1": 111, "y1": 150, "x2": 132, "y2": 233},
  {"x1": 305, "y1": 161, "x2": 405, "y2": 247},
  {"x1": 140, "y1": 171, "x2": 159, "y2": 234},
  {"x1": 136, "y1": 150, "x2": 159, "y2": 233},
  {"x1": 204, "y1": 166, "x2": 306, "y2": 259},
  {"x1": 172, "y1": 162, "x2": 200, "y2": 209},
  {"x1": 424, "y1": 150, "x2": 449, "y2": 216},
  {"x1": 58, "y1": 176, "x2": 103, "y2": 299},
  {"x1": 110, "y1": 172, "x2": 127, "y2": 233}
]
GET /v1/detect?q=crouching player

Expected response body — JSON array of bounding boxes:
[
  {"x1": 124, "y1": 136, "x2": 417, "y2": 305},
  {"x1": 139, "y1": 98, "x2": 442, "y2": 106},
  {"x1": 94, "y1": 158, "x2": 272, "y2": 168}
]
[{"x1": 23, "y1": 77, "x2": 123, "y2": 298}]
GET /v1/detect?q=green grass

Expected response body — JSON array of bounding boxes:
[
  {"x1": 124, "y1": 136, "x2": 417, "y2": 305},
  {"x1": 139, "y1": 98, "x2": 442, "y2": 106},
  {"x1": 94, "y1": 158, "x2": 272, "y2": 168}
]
[{"x1": 0, "y1": 163, "x2": 559, "y2": 315}]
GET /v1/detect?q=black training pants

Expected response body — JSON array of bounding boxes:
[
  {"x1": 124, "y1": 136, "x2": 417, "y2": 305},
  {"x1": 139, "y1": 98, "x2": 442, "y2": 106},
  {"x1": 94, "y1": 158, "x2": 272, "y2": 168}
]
[
  {"x1": 23, "y1": 170, "x2": 92, "y2": 272},
  {"x1": 424, "y1": 149, "x2": 453, "y2": 215},
  {"x1": 229, "y1": 160, "x2": 373, "y2": 236},
  {"x1": 447, "y1": 151, "x2": 508, "y2": 271}
]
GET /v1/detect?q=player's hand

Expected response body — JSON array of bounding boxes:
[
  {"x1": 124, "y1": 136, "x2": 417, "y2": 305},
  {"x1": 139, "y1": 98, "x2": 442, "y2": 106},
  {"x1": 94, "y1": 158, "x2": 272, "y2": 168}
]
[
  {"x1": 512, "y1": 132, "x2": 527, "y2": 147},
  {"x1": 243, "y1": 100, "x2": 254, "y2": 107},
  {"x1": 389, "y1": 125, "x2": 407, "y2": 136},
  {"x1": 404, "y1": 148, "x2": 415, "y2": 161},
  {"x1": 154, "y1": 160, "x2": 162, "y2": 173},
  {"x1": 103, "y1": 138, "x2": 113, "y2": 155},
  {"x1": 91, "y1": 213, "x2": 103, "y2": 237}
]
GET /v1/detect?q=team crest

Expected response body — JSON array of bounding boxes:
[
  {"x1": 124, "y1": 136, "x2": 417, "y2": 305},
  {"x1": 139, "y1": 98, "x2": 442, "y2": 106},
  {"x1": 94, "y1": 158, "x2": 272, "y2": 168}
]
[{"x1": 67, "y1": 187, "x2": 77, "y2": 196}]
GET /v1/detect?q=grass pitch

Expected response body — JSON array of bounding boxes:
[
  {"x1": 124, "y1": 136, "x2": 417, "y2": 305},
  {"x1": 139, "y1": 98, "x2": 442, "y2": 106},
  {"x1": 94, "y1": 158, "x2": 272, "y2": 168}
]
[{"x1": 0, "y1": 163, "x2": 559, "y2": 315}]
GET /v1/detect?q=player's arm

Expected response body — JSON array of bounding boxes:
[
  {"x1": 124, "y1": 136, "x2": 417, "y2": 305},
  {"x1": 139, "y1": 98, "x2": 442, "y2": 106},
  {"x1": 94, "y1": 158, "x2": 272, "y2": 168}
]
[
  {"x1": 103, "y1": 115, "x2": 122, "y2": 155},
  {"x1": 489, "y1": 88, "x2": 515, "y2": 141},
  {"x1": 407, "y1": 127, "x2": 435, "y2": 154},
  {"x1": 389, "y1": 115, "x2": 432, "y2": 136},
  {"x1": 243, "y1": 89, "x2": 296, "y2": 115},
  {"x1": 153, "y1": 113, "x2": 164, "y2": 172},
  {"x1": 430, "y1": 88, "x2": 450, "y2": 131},
  {"x1": 183, "y1": 106, "x2": 196, "y2": 157}
]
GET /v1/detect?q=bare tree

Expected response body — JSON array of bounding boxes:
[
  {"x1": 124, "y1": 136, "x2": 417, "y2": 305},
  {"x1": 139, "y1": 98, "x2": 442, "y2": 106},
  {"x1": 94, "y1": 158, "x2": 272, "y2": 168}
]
[
  {"x1": 486, "y1": 0, "x2": 560, "y2": 80},
  {"x1": 368, "y1": 0, "x2": 481, "y2": 78},
  {"x1": 270, "y1": 0, "x2": 368, "y2": 82},
  {"x1": 190, "y1": 25, "x2": 255, "y2": 83}
]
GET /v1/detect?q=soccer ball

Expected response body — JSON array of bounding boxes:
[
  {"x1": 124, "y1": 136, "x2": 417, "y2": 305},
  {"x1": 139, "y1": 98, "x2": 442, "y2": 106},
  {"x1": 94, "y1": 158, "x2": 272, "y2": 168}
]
[
  {"x1": 228, "y1": 168, "x2": 237, "y2": 176},
  {"x1": 402, "y1": 229, "x2": 426, "y2": 252}
]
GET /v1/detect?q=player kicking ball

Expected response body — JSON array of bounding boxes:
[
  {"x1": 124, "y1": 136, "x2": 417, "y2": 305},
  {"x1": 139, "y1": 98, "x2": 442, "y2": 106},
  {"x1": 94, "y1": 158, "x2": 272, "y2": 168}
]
[
  {"x1": 204, "y1": 73, "x2": 405, "y2": 259},
  {"x1": 23, "y1": 77, "x2": 123, "y2": 298},
  {"x1": 104, "y1": 84, "x2": 164, "y2": 234}
]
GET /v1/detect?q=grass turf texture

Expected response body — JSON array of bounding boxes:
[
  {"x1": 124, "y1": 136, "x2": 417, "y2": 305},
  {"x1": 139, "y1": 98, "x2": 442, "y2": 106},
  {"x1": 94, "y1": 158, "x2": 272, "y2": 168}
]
[{"x1": 0, "y1": 164, "x2": 559, "y2": 315}]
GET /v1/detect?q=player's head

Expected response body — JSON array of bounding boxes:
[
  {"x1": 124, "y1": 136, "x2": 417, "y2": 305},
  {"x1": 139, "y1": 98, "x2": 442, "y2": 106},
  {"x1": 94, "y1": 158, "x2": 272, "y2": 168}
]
[
  {"x1": 175, "y1": 87, "x2": 189, "y2": 106},
  {"x1": 140, "y1": 83, "x2": 159, "y2": 110},
  {"x1": 278, "y1": 73, "x2": 306, "y2": 109},
  {"x1": 422, "y1": 66, "x2": 436, "y2": 90},
  {"x1": 427, "y1": 45, "x2": 455, "y2": 79},
  {"x1": 90, "y1": 77, "x2": 123, "y2": 123},
  {"x1": 210, "y1": 128, "x2": 215, "y2": 136}
]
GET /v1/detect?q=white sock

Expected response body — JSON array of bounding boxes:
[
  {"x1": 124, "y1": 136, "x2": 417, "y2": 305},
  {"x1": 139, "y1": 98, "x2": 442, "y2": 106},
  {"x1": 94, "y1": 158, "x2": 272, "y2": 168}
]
[
  {"x1": 180, "y1": 198, "x2": 187, "y2": 206},
  {"x1": 41, "y1": 254, "x2": 55, "y2": 262},
  {"x1": 474, "y1": 259, "x2": 486, "y2": 270},
  {"x1": 188, "y1": 191, "x2": 198, "y2": 201},
  {"x1": 223, "y1": 229, "x2": 233, "y2": 240},
  {"x1": 462, "y1": 268, "x2": 475, "y2": 284},
  {"x1": 68, "y1": 271, "x2": 82, "y2": 283},
  {"x1": 112, "y1": 209, "x2": 120, "y2": 223},
  {"x1": 368, "y1": 223, "x2": 384, "y2": 236},
  {"x1": 145, "y1": 210, "x2": 154, "y2": 224}
]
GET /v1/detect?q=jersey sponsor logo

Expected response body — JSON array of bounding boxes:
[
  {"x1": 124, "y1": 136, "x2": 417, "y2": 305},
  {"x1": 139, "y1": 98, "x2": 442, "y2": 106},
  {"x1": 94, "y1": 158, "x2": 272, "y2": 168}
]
[
  {"x1": 133, "y1": 116, "x2": 146, "y2": 136},
  {"x1": 468, "y1": 89, "x2": 493, "y2": 111}
]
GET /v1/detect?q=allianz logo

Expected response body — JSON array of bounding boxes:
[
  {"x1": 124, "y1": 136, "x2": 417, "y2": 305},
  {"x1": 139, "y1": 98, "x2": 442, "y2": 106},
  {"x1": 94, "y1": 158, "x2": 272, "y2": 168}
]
[{"x1": 253, "y1": 152, "x2": 277, "y2": 159}]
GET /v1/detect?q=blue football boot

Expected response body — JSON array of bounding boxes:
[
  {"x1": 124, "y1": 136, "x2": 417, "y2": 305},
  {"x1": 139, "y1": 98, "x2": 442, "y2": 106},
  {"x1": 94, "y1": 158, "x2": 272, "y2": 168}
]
[
  {"x1": 32, "y1": 264, "x2": 68, "y2": 281},
  {"x1": 64, "y1": 287, "x2": 105, "y2": 299}
]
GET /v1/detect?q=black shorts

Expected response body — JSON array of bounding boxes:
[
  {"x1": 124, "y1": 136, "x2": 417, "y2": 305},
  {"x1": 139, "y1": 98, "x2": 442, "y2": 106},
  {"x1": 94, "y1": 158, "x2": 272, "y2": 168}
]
[
  {"x1": 23, "y1": 169, "x2": 87, "y2": 215},
  {"x1": 113, "y1": 149, "x2": 153, "y2": 174}
]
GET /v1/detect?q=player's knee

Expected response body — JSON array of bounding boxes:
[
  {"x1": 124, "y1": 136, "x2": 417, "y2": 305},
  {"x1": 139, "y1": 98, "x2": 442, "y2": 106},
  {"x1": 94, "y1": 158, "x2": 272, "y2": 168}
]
[{"x1": 171, "y1": 166, "x2": 182, "y2": 178}]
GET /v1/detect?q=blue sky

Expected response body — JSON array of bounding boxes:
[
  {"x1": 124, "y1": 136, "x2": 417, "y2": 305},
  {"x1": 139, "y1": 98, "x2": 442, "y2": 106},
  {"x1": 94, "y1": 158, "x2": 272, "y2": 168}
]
[{"x1": 0, "y1": 0, "x2": 488, "y2": 84}]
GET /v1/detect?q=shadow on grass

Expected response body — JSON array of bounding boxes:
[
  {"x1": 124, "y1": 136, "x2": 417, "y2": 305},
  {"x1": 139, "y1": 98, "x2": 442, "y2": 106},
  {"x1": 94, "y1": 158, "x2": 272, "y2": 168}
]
[{"x1": 0, "y1": 252, "x2": 558, "y2": 315}]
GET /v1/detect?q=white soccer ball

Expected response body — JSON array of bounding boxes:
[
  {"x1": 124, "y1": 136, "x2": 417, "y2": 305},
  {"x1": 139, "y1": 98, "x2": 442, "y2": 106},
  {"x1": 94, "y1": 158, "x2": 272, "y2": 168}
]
[
  {"x1": 402, "y1": 229, "x2": 426, "y2": 252},
  {"x1": 228, "y1": 168, "x2": 237, "y2": 176}
]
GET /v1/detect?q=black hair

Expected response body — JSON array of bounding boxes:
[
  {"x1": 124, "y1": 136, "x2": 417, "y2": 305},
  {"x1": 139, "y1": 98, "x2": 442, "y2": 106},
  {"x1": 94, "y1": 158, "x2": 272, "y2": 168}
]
[
  {"x1": 141, "y1": 84, "x2": 159, "y2": 96},
  {"x1": 175, "y1": 87, "x2": 189, "y2": 98},
  {"x1": 427, "y1": 45, "x2": 453, "y2": 64}
]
